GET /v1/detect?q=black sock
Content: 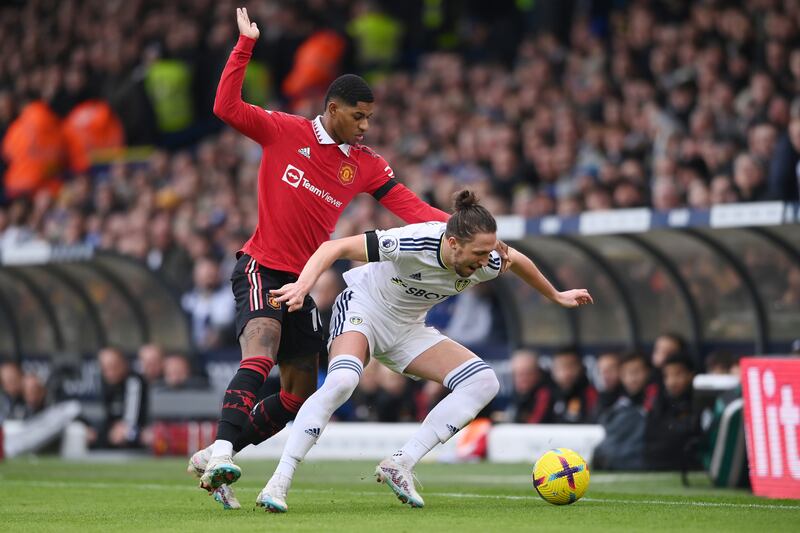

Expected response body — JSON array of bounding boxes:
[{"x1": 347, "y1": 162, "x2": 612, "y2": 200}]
[
  {"x1": 216, "y1": 356, "x2": 274, "y2": 443},
  {"x1": 234, "y1": 390, "x2": 304, "y2": 452}
]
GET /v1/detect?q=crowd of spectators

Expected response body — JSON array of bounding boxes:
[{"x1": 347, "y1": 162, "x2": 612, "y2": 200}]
[
  {"x1": 501, "y1": 332, "x2": 714, "y2": 471},
  {"x1": 2, "y1": 0, "x2": 799, "y2": 265},
  {"x1": 0, "y1": 1, "x2": 797, "y2": 345},
  {"x1": 2, "y1": 329, "x2": 797, "y2": 465},
  {"x1": 1, "y1": 0, "x2": 800, "y2": 460},
  {"x1": 0, "y1": 359, "x2": 48, "y2": 420}
]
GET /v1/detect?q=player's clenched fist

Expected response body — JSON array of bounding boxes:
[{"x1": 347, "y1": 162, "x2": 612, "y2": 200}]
[{"x1": 237, "y1": 7, "x2": 259, "y2": 40}]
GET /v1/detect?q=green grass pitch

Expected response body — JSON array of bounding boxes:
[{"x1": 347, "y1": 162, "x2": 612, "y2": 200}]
[{"x1": 1, "y1": 458, "x2": 798, "y2": 532}]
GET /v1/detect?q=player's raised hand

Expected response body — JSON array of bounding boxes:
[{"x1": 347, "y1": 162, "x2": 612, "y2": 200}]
[
  {"x1": 554, "y1": 289, "x2": 594, "y2": 308},
  {"x1": 270, "y1": 283, "x2": 307, "y2": 312},
  {"x1": 236, "y1": 7, "x2": 259, "y2": 40}
]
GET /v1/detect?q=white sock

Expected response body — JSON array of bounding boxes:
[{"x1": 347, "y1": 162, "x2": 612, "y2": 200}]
[
  {"x1": 273, "y1": 355, "x2": 363, "y2": 480},
  {"x1": 210, "y1": 439, "x2": 233, "y2": 459},
  {"x1": 275, "y1": 458, "x2": 298, "y2": 479},
  {"x1": 395, "y1": 358, "x2": 499, "y2": 469},
  {"x1": 393, "y1": 426, "x2": 440, "y2": 468}
]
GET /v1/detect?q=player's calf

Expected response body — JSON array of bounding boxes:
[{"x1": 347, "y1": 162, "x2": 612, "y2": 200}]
[
  {"x1": 429, "y1": 359, "x2": 499, "y2": 443},
  {"x1": 257, "y1": 353, "x2": 364, "y2": 511},
  {"x1": 233, "y1": 390, "x2": 305, "y2": 450},
  {"x1": 386, "y1": 359, "x2": 499, "y2": 507}
]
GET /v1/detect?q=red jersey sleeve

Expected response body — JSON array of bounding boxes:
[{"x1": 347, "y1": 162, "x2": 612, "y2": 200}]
[
  {"x1": 379, "y1": 184, "x2": 450, "y2": 223},
  {"x1": 213, "y1": 35, "x2": 286, "y2": 145},
  {"x1": 365, "y1": 155, "x2": 449, "y2": 223}
]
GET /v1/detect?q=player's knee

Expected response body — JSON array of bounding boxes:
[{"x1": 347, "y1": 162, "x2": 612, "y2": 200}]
[
  {"x1": 470, "y1": 369, "x2": 500, "y2": 406},
  {"x1": 322, "y1": 368, "x2": 360, "y2": 403}
]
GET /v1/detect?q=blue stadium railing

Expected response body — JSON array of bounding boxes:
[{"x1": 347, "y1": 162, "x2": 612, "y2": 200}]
[
  {"x1": 0, "y1": 246, "x2": 191, "y2": 360},
  {"x1": 1, "y1": 201, "x2": 798, "y2": 369},
  {"x1": 495, "y1": 201, "x2": 800, "y2": 362}
]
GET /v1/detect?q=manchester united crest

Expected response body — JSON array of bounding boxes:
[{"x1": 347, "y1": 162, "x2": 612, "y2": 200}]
[
  {"x1": 455, "y1": 279, "x2": 471, "y2": 292},
  {"x1": 268, "y1": 295, "x2": 281, "y2": 310},
  {"x1": 338, "y1": 161, "x2": 357, "y2": 185}
]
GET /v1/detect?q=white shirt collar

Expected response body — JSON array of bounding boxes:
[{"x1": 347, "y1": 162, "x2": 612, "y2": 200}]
[{"x1": 312, "y1": 115, "x2": 351, "y2": 156}]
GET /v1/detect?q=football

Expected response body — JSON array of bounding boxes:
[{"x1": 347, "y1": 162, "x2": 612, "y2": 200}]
[{"x1": 532, "y1": 448, "x2": 590, "y2": 505}]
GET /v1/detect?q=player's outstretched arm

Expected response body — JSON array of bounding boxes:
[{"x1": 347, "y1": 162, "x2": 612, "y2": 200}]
[
  {"x1": 508, "y1": 247, "x2": 593, "y2": 308},
  {"x1": 212, "y1": 8, "x2": 276, "y2": 145},
  {"x1": 377, "y1": 182, "x2": 450, "y2": 224},
  {"x1": 270, "y1": 235, "x2": 368, "y2": 312}
]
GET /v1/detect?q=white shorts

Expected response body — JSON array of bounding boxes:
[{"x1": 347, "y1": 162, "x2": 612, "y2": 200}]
[{"x1": 327, "y1": 288, "x2": 447, "y2": 374}]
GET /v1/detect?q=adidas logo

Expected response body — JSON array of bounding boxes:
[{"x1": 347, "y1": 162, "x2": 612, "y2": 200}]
[
  {"x1": 446, "y1": 424, "x2": 459, "y2": 435},
  {"x1": 298, "y1": 147, "x2": 311, "y2": 159},
  {"x1": 305, "y1": 427, "x2": 321, "y2": 438},
  {"x1": 409, "y1": 272, "x2": 422, "y2": 281}
]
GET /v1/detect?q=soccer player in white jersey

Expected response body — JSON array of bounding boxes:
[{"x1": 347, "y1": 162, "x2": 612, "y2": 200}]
[{"x1": 255, "y1": 190, "x2": 593, "y2": 512}]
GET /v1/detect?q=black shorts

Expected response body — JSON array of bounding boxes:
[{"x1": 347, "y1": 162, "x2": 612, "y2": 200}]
[{"x1": 231, "y1": 253, "x2": 325, "y2": 361}]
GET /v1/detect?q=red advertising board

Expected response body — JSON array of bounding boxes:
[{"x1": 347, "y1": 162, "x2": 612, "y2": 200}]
[
  {"x1": 150, "y1": 421, "x2": 217, "y2": 456},
  {"x1": 741, "y1": 357, "x2": 800, "y2": 499}
]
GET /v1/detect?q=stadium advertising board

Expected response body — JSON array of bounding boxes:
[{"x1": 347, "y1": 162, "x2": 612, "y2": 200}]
[{"x1": 741, "y1": 357, "x2": 800, "y2": 499}]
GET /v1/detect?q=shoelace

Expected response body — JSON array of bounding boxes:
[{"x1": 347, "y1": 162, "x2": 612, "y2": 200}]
[
  {"x1": 392, "y1": 463, "x2": 424, "y2": 491},
  {"x1": 364, "y1": 462, "x2": 424, "y2": 491}
]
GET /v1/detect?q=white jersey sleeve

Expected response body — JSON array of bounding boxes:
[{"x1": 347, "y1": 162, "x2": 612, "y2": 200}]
[
  {"x1": 474, "y1": 250, "x2": 502, "y2": 282},
  {"x1": 367, "y1": 222, "x2": 446, "y2": 265}
]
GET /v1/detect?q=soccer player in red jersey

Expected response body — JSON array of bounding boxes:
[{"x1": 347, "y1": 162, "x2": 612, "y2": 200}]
[{"x1": 194, "y1": 8, "x2": 460, "y2": 498}]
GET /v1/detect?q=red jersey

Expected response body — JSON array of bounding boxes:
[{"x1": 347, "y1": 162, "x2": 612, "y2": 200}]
[{"x1": 214, "y1": 35, "x2": 448, "y2": 275}]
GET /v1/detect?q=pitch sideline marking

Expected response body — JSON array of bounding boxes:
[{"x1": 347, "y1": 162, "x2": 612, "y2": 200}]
[
  {"x1": 375, "y1": 472, "x2": 704, "y2": 485},
  {"x1": 416, "y1": 472, "x2": 699, "y2": 486},
  {"x1": 430, "y1": 492, "x2": 800, "y2": 511},
  {"x1": 4, "y1": 480, "x2": 800, "y2": 511}
]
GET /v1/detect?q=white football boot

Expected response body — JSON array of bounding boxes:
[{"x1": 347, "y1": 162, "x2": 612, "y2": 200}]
[
  {"x1": 211, "y1": 485, "x2": 242, "y2": 510},
  {"x1": 187, "y1": 445, "x2": 212, "y2": 477},
  {"x1": 375, "y1": 457, "x2": 425, "y2": 508},
  {"x1": 187, "y1": 446, "x2": 241, "y2": 510},
  {"x1": 199, "y1": 454, "x2": 242, "y2": 492},
  {"x1": 256, "y1": 473, "x2": 292, "y2": 513}
]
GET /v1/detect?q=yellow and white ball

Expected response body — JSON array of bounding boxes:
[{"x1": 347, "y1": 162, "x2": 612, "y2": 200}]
[{"x1": 532, "y1": 448, "x2": 590, "y2": 505}]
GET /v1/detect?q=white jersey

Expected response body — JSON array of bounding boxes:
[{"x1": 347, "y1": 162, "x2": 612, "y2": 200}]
[{"x1": 343, "y1": 222, "x2": 502, "y2": 323}]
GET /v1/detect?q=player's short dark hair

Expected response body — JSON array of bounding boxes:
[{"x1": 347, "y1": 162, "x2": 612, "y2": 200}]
[
  {"x1": 553, "y1": 345, "x2": 580, "y2": 359},
  {"x1": 658, "y1": 331, "x2": 689, "y2": 354},
  {"x1": 446, "y1": 190, "x2": 496, "y2": 241},
  {"x1": 620, "y1": 350, "x2": 650, "y2": 368},
  {"x1": 663, "y1": 353, "x2": 695, "y2": 373},
  {"x1": 597, "y1": 352, "x2": 621, "y2": 363},
  {"x1": 704, "y1": 350, "x2": 734, "y2": 372},
  {"x1": 99, "y1": 346, "x2": 126, "y2": 360},
  {"x1": 325, "y1": 74, "x2": 374, "y2": 107},
  {"x1": 0, "y1": 359, "x2": 21, "y2": 371}
]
